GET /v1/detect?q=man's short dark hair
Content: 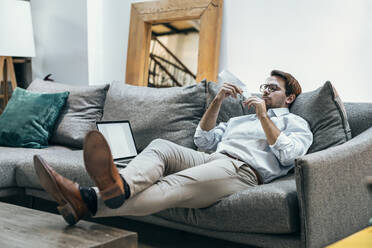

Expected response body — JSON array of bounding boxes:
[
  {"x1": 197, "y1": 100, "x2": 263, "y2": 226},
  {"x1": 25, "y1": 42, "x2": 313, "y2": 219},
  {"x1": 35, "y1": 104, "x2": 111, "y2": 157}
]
[{"x1": 271, "y1": 70, "x2": 302, "y2": 97}]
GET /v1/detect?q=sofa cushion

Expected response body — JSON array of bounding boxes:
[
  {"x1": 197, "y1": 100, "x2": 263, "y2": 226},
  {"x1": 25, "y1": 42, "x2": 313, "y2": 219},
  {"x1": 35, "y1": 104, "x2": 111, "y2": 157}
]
[
  {"x1": 0, "y1": 146, "x2": 73, "y2": 189},
  {"x1": 14, "y1": 148, "x2": 93, "y2": 189},
  {"x1": 155, "y1": 174, "x2": 299, "y2": 234},
  {"x1": 102, "y1": 82, "x2": 206, "y2": 151},
  {"x1": 0, "y1": 148, "x2": 21, "y2": 188},
  {"x1": 344, "y1": 102, "x2": 372, "y2": 138},
  {"x1": 27, "y1": 79, "x2": 109, "y2": 148},
  {"x1": 0, "y1": 88, "x2": 69, "y2": 149},
  {"x1": 290, "y1": 81, "x2": 352, "y2": 153}
]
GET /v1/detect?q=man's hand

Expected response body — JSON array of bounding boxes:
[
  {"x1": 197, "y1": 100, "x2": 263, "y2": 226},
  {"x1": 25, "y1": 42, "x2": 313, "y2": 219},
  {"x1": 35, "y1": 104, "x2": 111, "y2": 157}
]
[
  {"x1": 243, "y1": 96, "x2": 280, "y2": 145},
  {"x1": 199, "y1": 83, "x2": 242, "y2": 131},
  {"x1": 216, "y1": 83, "x2": 243, "y2": 102},
  {"x1": 243, "y1": 96, "x2": 268, "y2": 119}
]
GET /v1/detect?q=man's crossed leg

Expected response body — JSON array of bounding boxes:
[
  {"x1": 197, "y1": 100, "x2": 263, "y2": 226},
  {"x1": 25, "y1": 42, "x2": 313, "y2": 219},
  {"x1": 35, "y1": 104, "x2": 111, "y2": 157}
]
[{"x1": 34, "y1": 131, "x2": 258, "y2": 225}]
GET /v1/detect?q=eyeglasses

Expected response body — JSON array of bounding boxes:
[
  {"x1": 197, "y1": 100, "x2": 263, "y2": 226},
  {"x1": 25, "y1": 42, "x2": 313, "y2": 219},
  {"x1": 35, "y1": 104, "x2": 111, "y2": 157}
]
[{"x1": 259, "y1": 84, "x2": 281, "y2": 93}]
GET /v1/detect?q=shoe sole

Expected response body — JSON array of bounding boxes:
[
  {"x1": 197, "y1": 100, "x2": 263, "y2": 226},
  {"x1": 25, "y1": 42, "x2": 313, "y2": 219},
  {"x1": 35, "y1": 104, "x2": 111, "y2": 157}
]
[
  {"x1": 83, "y1": 130, "x2": 125, "y2": 209},
  {"x1": 33, "y1": 155, "x2": 79, "y2": 225}
]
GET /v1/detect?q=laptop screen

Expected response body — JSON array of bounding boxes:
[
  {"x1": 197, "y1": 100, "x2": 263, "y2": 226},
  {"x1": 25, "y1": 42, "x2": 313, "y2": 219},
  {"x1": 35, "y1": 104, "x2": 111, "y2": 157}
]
[{"x1": 96, "y1": 121, "x2": 138, "y2": 160}]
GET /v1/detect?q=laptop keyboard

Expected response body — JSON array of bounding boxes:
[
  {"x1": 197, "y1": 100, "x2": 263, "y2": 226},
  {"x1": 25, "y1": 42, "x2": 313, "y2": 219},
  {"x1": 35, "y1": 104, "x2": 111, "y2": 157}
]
[
  {"x1": 115, "y1": 161, "x2": 128, "y2": 168},
  {"x1": 115, "y1": 158, "x2": 133, "y2": 168}
]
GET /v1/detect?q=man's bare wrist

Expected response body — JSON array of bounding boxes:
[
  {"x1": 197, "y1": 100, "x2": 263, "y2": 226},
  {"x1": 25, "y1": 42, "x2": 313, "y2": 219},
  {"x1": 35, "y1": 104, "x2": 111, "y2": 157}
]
[
  {"x1": 258, "y1": 112, "x2": 269, "y2": 120},
  {"x1": 213, "y1": 96, "x2": 224, "y2": 105}
]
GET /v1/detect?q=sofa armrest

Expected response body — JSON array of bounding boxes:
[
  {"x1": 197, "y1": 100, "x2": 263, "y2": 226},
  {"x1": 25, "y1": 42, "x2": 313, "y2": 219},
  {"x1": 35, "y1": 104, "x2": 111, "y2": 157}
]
[{"x1": 295, "y1": 127, "x2": 372, "y2": 248}]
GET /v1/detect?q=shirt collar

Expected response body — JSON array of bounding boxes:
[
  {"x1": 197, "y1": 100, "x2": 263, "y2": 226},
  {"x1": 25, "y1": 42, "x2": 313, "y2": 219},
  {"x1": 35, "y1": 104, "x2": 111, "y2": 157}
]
[{"x1": 267, "y1": 108, "x2": 289, "y2": 117}]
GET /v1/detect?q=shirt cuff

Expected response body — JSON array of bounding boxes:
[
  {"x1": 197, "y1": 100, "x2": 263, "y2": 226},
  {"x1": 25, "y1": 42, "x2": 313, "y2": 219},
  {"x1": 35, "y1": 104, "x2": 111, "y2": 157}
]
[
  {"x1": 195, "y1": 124, "x2": 210, "y2": 135},
  {"x1": 195, "y1": 124, "x2": 215, "y2": 138}
]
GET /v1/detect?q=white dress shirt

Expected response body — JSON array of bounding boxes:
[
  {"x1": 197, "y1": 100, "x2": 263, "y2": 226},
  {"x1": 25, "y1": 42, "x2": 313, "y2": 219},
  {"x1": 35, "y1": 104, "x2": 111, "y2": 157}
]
[{"x1": 194, "y1": 108, "x2": 313, "y2": 183}]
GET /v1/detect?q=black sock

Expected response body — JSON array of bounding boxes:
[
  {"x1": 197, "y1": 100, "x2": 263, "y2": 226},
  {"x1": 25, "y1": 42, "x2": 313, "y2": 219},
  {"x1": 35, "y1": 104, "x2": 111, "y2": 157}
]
[
  {"x1": 80, "y1": 178, "x2": 129, "y2": 214},
  {"x1": 121, "y1": 175, "x2": 131, "y2": 199},
  {"x1": 79, "y1": 186, "x2": 97, "y2": 216}
]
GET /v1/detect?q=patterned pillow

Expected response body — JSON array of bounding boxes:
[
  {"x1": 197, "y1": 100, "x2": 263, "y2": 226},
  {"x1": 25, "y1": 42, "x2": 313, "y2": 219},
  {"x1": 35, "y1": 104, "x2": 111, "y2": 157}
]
[{"x1": 290, "y1": 81, "x2": 351, "y2": 153}]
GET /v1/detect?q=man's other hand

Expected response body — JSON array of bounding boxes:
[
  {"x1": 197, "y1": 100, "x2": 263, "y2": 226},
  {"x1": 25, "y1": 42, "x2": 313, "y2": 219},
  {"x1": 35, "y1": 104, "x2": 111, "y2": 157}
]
[{"x1": 243, "y1": 96, "x2": 268, "y2": 119}]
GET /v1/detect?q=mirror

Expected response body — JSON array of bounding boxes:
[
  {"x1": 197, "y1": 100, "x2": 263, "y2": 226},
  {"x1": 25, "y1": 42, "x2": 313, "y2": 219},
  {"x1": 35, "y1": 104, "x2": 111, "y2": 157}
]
[
  {"x1": 125, "y1": 0, "x2": 223, "y2": 87},
  {"x1": 149, "y1": 20, "x2": 199, "y2": 87}
]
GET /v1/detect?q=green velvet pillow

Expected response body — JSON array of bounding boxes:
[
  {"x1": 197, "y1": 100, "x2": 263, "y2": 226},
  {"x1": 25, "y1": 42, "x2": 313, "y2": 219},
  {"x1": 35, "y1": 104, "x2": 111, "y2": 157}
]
[{"x1": 0, "y1": 88, "x2": 69, "y2": 148}]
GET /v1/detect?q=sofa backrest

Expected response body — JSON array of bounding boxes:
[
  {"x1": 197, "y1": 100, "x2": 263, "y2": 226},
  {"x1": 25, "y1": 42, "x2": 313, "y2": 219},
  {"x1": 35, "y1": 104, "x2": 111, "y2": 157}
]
[
  {"x1": 344, "y1": 102, "x2": 372, "y2": 138},
  {"x1": 206, "y1": 81, "x2": 372, "y2": 152},
  {"x1": 102, "y1": 81, "x2": 207, "y2": 152},
  {"x1": 23, "y1": 80, "x2": 371, "y2": 151},
  {"x1": 101, "y1": 81, "x2": 371, "y2": 153}
]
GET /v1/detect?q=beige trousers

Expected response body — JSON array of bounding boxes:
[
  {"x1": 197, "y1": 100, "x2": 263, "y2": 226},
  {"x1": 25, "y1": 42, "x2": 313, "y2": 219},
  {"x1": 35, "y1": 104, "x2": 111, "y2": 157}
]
[{"x1": 94, "y1": 139, "x2": 258, "y2": 217}]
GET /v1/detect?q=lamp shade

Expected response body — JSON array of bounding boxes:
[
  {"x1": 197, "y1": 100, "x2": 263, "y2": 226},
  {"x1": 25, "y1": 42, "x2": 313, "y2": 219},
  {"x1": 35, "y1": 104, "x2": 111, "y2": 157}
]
[{"x1": 0, "y1": 0, "x2": 36, "y2": 57}]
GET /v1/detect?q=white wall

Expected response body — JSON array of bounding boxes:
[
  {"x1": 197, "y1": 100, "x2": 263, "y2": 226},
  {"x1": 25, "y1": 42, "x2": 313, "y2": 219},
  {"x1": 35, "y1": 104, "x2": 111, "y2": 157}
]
[
  {"x1": 31, "y1": 0, "x2": 88, "y2": 85},
  {"x1": 31, "y1": 0, "x2": 372, "y2": 102},
  {"x1": 93, "y1": 0, "x2": 372, "y2": 102},
  {"x1": 219, "y1": 0, "x2": 372, "y2": 102},
  {"x1": 87, "y1": 0, "x2": 152, "y2": 85},
  {"x1": 87, "y1": 0, "x2": 103, "y2": 85}
]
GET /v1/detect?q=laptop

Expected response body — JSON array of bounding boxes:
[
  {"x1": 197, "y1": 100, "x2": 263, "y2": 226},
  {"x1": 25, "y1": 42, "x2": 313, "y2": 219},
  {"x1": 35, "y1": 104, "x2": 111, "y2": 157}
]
[{"x1": 96, "y1": 120, "x2": 138, "y2": 167}]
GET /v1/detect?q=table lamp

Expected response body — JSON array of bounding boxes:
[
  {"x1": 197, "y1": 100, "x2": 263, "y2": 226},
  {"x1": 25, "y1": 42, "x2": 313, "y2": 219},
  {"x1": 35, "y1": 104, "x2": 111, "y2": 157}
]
[{"x1": 0, "y1": 0, "x2": 35, "y2": 111}]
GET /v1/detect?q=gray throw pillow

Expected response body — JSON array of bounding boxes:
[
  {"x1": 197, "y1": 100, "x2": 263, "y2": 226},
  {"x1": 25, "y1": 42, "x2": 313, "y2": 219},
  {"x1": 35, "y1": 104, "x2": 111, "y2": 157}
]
[
  {"x1": 290, "y1": 81, "x2": 351, "y2": 153},
  {"x1": 102, "y1": 82, "x2": 206, "y2": 151},
  {"x1": 27, "y1": 79, "x2": 109, "y2": 148}
]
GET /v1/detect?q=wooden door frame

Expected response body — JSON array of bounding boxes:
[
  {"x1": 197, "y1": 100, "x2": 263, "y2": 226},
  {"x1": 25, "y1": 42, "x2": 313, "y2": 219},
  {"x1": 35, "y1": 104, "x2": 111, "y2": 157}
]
[{"x1": 125, "y1": 0, "x2": 223, "y2": 86}]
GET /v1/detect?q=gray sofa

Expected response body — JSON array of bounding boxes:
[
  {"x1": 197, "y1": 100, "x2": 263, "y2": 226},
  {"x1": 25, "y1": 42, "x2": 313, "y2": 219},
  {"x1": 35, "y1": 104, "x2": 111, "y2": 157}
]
[{"x1": 0, "y1": 79, "x2": 371, "y2": 248}]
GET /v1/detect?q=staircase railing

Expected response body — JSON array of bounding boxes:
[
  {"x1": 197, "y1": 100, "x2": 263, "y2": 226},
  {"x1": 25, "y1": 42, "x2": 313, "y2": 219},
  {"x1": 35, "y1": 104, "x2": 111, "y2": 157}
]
[{"x1": 148, "y1": 36, "x2": 196, "y2": 87}]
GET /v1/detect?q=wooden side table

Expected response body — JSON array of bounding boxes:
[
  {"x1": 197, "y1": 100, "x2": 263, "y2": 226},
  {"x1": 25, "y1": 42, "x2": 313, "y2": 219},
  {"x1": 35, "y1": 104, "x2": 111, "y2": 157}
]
[{"x1": 0, "y1": 202, "x2": 137, "y2": 248}]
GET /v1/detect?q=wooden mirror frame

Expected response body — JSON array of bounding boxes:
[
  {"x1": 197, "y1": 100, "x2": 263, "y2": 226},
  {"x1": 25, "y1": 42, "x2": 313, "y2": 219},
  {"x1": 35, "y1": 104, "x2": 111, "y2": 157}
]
[{"x1": 125, "y1": 0, "x2": 223, "y2": 86}]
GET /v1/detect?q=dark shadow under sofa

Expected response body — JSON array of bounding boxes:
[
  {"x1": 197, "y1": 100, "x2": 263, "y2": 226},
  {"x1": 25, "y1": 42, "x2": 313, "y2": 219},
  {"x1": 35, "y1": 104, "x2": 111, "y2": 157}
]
[{"x1": 0, "y1": 79, "x2": 371, "y2": 248}]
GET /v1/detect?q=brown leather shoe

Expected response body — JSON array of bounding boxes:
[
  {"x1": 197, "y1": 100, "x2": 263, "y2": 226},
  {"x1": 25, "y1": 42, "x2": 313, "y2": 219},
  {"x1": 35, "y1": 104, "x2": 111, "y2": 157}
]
[
  {"x1": 33, "y1": 155, "x2": 89, "y2": 225},
  {"x1": 83, "y1": 130, "x2": 126, "y2": 209}
]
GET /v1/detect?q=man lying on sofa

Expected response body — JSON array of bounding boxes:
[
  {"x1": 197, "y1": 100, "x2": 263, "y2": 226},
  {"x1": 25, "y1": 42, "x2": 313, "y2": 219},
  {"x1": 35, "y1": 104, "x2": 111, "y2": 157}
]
[{"x1": 33, "y1": 70, "x2": 313, "y2": 225}]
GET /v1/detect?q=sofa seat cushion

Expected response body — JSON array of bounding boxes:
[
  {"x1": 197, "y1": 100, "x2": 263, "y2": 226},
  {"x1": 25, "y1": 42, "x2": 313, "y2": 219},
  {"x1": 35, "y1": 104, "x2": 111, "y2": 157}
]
[
  {"x1": 0, "y1": 146, "x2": 73, "y2": 189},
  {"x1": 155, "y1": 174, "x2": 299, "y2": 234},
  {"x1": 0, "y1": 147, "x2": 22, "y2": 188},
  {"x1": 13, "y1": 148, "x2": 93, "y2": 189}
]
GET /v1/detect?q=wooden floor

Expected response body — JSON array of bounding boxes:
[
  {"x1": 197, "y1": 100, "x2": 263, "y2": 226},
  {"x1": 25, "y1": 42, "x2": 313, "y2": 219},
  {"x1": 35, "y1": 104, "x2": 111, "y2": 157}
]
[{"x1": 1, "y1": 195, "x2": 257, "y2": 248}]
